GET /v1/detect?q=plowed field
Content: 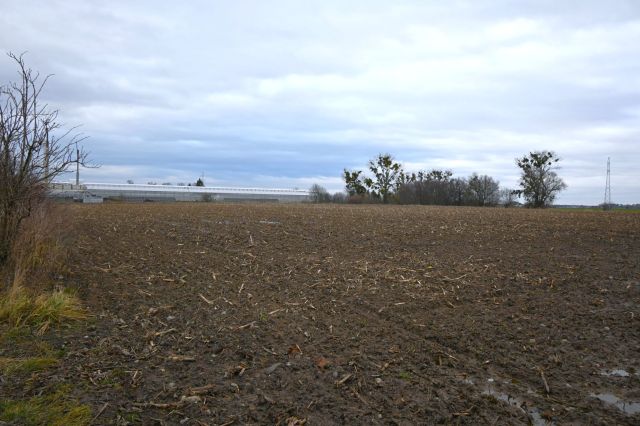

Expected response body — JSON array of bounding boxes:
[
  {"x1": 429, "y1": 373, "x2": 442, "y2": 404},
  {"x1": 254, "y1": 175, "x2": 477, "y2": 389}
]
[{"x1": 6, "y1": 203, "x2": 640, "y2": 425}]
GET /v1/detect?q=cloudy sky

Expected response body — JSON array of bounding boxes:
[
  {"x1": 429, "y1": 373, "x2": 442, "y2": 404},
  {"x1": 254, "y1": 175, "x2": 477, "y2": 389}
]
[{"x1": 1, "y1": 0, "x2": 639, "y2": 204}]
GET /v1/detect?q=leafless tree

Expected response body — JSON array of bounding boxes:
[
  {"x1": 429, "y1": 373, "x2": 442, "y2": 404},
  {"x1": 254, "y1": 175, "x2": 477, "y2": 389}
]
[
  {"x1": 0, "y1": 53, "x2": 88, "y2": 265},
  {"x1": 499, "y1": 188, "x2": 519, "y2": 207},
  {"x1": 309, "y1": 183, "x2": 331, "y2": 203},
  {"x1": 331, "y1": 192, "x2": 346, "y2": 203},
  {"x1": 467, "y1": 173, "x2": 500, "y2": 206}
]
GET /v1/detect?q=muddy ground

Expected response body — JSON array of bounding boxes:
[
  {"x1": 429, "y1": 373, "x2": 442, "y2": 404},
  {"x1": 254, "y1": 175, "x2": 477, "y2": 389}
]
[{"x1": 3, "y1": 203, "x2": 640, "y2": 425}]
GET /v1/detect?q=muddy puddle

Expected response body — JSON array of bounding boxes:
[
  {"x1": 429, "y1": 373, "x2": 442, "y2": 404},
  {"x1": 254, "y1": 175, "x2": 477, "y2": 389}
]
[
  {"x1": 591, "y1": 393, "x2": 640, "y2": 415},
  {"x1": 482, "y1": 386, "x2": 552, "y2": 425},
  {"x1": 600, "y1": 369, "x2": 638, "y2": 378}
]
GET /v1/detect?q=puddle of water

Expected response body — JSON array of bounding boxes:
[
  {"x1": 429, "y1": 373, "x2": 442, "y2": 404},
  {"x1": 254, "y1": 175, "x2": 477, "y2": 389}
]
[
  {"x1": 600, "y1": 370, "x2": 629, "y2": 377},
  {"x1": 601, "y1": 369, "x2": 630, "y2": 377},
  {"x1": 591, "y1": 393, "x2": 640, "y2": 415},
  {"x1": 482, "y1": 388, "x2": 551, "y2": 426}
]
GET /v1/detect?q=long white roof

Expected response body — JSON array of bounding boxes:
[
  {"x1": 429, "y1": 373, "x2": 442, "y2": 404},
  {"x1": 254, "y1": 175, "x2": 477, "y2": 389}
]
[{"x1": 82, "y1": 182, "x2": 310, "y2": 196}]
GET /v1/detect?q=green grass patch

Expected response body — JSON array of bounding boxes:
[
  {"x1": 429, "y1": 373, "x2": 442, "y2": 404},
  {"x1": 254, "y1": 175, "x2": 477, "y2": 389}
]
[
  {"x1": 398, "y1": 371, "x2": 412, "y2": 380},
  {"x1": 0, "y1": 340, "x2": 61, "y2": 376},
  {"x1": 0, "y1": 286, "x2": 85, "y2": 334},
  {"x1": 0, "y1": 385, "x2": 91, "y2": 426},
  {"x1": 0, "y1": 324, "x2": 31, "y2": 343},
  {"x1": 98, "y1": 367, "x2": 127, "y2": 388},
  {"x1": 0, "y1": 356, "x2": 58, "y2": 375}
]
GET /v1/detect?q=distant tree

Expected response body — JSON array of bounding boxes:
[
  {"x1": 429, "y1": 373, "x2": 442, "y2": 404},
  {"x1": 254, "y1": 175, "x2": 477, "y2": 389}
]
[
  {"x1": 309, "y1": 184, "x2": 331, "y2": 203},
  {"x1": 395, "y1": 170, "x2": 417, "y2": 203},
  {"x1": 195, "y1": 178, "x2": 205, "y2": 187},
  {"x1": 161, "y1": 182, "x2": 172, "y2": 186},
  {"x1": 448, "y1": 177, "x2": 469, "y2": 206},
  {"x1": 467, "y1": 173, "x2": 500, "y2": 206},
  {"x1": 0, "y1": 53, "x2": 89, "y2": 265},
  {"x1": 399, "y1": 169, "x2": 453, "y2": 205},
  {"x1": 366, "y1": 154, "x2": 403, "y2": 203},
  {"x1": 397, "y1": 180, "x2": 416, "y2": 204},
  {"x1": 126, "y1": 179, "x2": 134, "y2": 184},
  {"x1": 177, "y1": 182, "x2": 186, "y2": 186},
  {"x1": 420, "y1": 169, "x2": 453, "y2": 205},
  {"x1": 499, "y1": 188, "x2": 518, "y2": 207},
  {"x1": 515, "y1": 151, "x2": 566, "y2": 208},
  {"x1": 343, "y1": 169, "x2": 367, "y2": 197},
  {"x1": 331, "y1": 192, "x2": 346, "y2": 203},
  {"x1": 147, "y1": 181, "x2": 157, "y2": 185},
  {"x1": 343, "y1": 154, "x2": 505, "y2": 207}
]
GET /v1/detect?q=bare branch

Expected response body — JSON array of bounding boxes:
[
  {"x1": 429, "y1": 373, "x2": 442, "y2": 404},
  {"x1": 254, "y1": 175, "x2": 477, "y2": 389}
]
[{"x1": 1, "y1": 52, "x2": 92, "y2": 264}]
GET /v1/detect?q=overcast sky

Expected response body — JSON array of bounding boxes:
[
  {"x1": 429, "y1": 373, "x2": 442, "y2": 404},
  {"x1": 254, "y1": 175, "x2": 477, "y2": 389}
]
[{"x1": 1, "y1": 1, "x2": 639, "y2": 204}]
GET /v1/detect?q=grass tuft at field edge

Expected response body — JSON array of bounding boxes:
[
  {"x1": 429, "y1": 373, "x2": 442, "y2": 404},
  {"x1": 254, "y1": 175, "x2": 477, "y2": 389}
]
[
  {"x1": 0, "y1": 286, "x2": 86, "y2": 334},
  {"x1": 0, "y1": 385, "x2": 91, "y2": 426}
]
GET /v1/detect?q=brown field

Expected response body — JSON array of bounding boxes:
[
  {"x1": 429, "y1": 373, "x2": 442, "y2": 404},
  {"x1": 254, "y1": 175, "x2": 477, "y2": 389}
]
[{"x1": 3, "y1": 203, "x2": 640, "y2": 425}]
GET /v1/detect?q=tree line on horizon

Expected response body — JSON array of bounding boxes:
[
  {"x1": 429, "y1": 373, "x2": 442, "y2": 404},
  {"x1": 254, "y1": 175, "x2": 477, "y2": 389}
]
[{"x1": 310, "y1": 151, "x2": 567, "y2": 208}]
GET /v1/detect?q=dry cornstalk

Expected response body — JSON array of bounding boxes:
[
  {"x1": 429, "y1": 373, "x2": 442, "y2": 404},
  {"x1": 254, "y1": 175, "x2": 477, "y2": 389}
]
[
  {"x1": 91, "y1": 402, "x2": 109, "y2": 423},
  {"x1": 263, "y1": 346, "x2": 277, "y2": 355},
  {"x1": 538, "y1": 367, "x2": 550, "y2": 394},
  {"x1": 443, "y1": 273, "x2": 470, "y2": 282},
  {"x1": 132, "y1": 401, "x2": 181, "y2": 409},
  {"x1": 189, "y1": 384, "x2": 216, "y2": 395},
  {"x1": 335, "y1": 373, "x2": 352, "y2": 386},
  {"x1": 237, "y1": 321, "x2": 256, "y2": 330},
  {"x1": 167, "y1": 355, "x2": 196, "y2": 362},
  {"x1": 199, "y1": 293, "x2": 214, "y2": 305},
  {"x1": 153, "y1": 328, "x2": 176, "y2": 337}
]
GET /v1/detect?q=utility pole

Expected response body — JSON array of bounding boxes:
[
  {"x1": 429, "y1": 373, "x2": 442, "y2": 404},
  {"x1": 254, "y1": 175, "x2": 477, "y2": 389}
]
[
  {"x1": 603, "y1": 157, "x2": 611, "y2": 210},
  {"x1": 75, "y1": 142, "x2": 80, "y2": 187},
  {"x1": 44, "y1": 120, "x2": 50, "y2": 180}
]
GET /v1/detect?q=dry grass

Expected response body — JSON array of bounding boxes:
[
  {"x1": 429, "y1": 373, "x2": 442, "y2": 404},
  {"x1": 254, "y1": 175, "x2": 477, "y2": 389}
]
[
  {"x1": 0, "y1": 205, "x2": 90, "y2": 424},
  {"x1": 0, "y1": 203, "x2": 84, "y2": 333},
  {"x1": 9, "y1": 202, "x2": 69, "y2": 289},
  {"x1": 0, "y1": 286, "x2": 85, "y2": 334}
]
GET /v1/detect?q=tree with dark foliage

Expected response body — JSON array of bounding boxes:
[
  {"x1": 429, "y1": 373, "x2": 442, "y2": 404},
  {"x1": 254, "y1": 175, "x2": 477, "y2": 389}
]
[
  {"x1": 515, "y1": 151, "x2": 566, "y2": 208},
  {"x1": 343, "y1": 169, "x2": 367, "y2": 197},
  {"x1": 366, "y1": 154, "x2": 403, "y2": 203}
]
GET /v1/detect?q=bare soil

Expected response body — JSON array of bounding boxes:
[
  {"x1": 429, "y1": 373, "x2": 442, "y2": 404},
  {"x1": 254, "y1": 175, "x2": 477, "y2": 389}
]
[{"x1": 4, "y1": 203, "x2": 640, "y2": 425}]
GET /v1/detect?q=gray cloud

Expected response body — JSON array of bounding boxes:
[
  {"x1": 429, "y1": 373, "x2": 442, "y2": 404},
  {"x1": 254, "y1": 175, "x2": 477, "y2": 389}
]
[{"x1": 1, "y1": 0, "x2": 639, "y2": 203}]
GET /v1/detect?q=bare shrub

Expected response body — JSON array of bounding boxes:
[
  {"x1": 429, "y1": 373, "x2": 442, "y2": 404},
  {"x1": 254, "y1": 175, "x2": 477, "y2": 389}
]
[{"x1": 0, "y1": 53, "x2": 87, "y2": 266}]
